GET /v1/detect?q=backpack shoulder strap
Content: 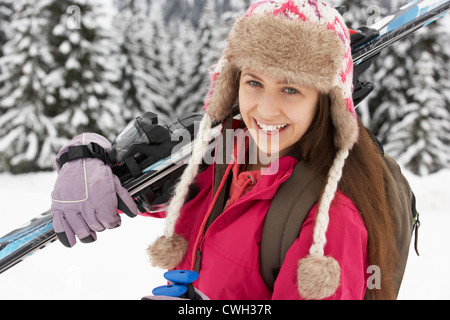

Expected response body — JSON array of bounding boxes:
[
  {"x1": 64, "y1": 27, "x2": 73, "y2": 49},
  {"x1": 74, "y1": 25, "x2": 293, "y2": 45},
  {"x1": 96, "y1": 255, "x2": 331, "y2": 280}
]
[{"x1": 260, "y1": 160, "x2": 323, "y2": 291}]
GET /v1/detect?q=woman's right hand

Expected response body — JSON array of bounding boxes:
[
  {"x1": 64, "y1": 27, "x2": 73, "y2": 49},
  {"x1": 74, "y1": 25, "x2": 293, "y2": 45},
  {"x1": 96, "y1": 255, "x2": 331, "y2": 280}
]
[{"x1": 50, "y1": 133, "x2": 138, "y2": 248}]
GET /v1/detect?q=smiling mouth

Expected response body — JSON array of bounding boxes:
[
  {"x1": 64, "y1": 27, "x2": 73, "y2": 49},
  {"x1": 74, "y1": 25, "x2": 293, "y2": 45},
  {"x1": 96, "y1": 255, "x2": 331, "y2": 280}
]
[{"x1": 255, "y1": 119, "x2": 289, "y2": 135}]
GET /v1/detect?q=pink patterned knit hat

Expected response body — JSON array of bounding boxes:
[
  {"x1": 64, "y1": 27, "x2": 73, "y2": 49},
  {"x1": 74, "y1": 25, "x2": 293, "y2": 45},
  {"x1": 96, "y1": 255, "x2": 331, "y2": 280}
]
[{"x1": 149, "y1": 0, "x2": 359, "y2": 300}]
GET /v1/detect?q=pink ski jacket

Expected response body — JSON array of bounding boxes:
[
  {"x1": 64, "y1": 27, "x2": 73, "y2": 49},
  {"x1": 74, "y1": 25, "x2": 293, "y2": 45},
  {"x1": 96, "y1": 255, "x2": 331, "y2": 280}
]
[{"x1": 145, "y1": 123, "x2": 369, "y2": 300}]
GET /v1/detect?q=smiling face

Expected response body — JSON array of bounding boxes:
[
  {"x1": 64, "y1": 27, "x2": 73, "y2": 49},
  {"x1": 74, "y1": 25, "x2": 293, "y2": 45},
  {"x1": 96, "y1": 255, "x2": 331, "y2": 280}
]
[{"x1": 238, "y1": 69, "x2": 320, "y2": 161}]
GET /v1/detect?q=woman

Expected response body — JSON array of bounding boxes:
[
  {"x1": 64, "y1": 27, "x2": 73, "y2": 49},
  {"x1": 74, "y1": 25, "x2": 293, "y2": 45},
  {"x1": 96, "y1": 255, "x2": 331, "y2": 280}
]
[
  {"x1": 51, "y1": 0, "x2": 399, "y2": 300},
  {"x1": 148, "y1": 0, "x2": 399, "y2": 300}
]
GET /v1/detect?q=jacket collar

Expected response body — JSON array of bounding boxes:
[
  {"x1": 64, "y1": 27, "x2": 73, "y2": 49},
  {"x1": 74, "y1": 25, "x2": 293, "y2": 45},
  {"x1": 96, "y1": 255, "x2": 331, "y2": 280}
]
[{"x1": 212, "y1": 118, "x2": 299, "y2": 201}]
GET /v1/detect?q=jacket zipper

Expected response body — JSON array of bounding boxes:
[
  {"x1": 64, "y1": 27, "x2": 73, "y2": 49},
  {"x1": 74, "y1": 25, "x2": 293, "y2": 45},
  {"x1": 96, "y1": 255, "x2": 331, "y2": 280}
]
[
  {"x1": 191, "y1": 172, "x2": 291, "y2": 273},
  {"x1": 193, "y1": 235, "x2": 205, "y2": 273},
  {"x1": 191, "y1": 159, "x2": 234, "y2": 272}
]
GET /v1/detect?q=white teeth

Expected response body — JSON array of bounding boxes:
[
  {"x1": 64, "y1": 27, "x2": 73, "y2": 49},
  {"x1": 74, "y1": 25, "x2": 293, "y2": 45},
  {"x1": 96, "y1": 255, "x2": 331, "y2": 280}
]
[{"x1": 256, "y1": 120, "x2": 288, "y2": 133}]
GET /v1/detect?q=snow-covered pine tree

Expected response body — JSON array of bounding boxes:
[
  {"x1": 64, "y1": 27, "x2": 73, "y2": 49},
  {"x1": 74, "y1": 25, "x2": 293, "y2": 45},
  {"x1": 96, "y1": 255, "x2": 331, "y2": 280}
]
[
  {"x1": 0, "y1": 0, "x2": 124, "y2": 173},
  {"x1": 338, "y1": 0, "x2": 450, "y2": 175},
  {"x1": 145, "y1": 0, "x2": 239, "y2": 28},
  {"x1": 229, "y1": 0, "x2": 253, "y2": 14},
  {"x1": 44, "y1": 0, "x2": 124, "y2": 141},
  {"x1": 173, "y1": 0, "x2": 221, "y2": 115},
  {"x1": 378, "y1": 22, "x2": 450, "y2": 175},
  {"x1": 214, "y1": 0, "x2": 233, "y2": 14},
  {"x1": 0, "y1": 0, "x2": 65, "y2": 173},
  {"x1": 0, "y1": 0, "x2": 13, "y2": 58},
  {"x1": 165, "y1": 19, "x2": 199, "y2": 117},
  {"x1": 0, "y1": 0, "x2": 13, "y2": 97},
  {"x1": 113, "y1": 0, "x2": 161, "y2": 122},
  {"x1": 145, "y1": 1, "x2": 173, "y2": 120}
]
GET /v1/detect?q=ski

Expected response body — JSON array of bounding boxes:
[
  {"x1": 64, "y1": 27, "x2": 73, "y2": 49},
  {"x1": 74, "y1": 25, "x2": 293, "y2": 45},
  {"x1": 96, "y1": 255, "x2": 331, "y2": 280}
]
[
  {"x1": 350, "y1": 0, "x2": 450, "y2": 105},
  {"x1": 0, "y1": 112, "x2": 223, "y2": 274},
  {"x1": 0, "y1": 211, "x2": 56, "y2": 274},
  {"x1": 353, "y1": 0, "x2": 450, "y2": 66},
  {"x1": 1, "y1": 0, "x2": 449, "y2": 275}
]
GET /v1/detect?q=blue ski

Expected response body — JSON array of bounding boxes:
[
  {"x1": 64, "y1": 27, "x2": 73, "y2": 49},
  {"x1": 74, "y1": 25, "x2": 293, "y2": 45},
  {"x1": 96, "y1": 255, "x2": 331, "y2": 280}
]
[{"x1": 353, "y1": 0, "x2": 450, "y2": 65}]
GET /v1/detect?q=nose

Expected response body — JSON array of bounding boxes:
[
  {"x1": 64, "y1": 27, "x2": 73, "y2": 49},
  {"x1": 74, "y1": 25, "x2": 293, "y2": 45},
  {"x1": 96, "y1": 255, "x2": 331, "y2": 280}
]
[{"x1": 257, "y1": 92, "x2": 281, "y2": 118}]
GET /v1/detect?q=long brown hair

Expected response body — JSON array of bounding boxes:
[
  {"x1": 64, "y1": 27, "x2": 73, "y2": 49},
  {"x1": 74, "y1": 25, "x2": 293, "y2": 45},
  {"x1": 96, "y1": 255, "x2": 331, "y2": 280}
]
[{"x1": 296, "y1": 94, "x2": 399, "y2": 300}]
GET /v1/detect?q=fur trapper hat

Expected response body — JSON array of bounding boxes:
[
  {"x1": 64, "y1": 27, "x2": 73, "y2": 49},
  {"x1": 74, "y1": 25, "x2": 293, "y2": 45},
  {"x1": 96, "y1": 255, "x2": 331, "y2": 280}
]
[{"x1": 148, "y1": 0, "x2": 359, "y2": 300}]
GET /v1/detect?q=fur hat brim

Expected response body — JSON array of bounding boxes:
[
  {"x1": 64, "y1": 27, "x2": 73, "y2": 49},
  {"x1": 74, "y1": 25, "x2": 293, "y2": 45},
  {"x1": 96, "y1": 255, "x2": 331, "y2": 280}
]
[{"x1": 206, "y1": 14, "x2": 358, "y2": 150}]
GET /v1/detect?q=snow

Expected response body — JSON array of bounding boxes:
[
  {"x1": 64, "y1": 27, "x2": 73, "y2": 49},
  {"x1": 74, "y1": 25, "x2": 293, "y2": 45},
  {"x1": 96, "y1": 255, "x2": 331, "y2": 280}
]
[
  {"x1": 0, "y1": 171, "x2": 166, "y2": 300},
  {"x1": 0, "y1": 168, "x2": 449, "y2": 300}
]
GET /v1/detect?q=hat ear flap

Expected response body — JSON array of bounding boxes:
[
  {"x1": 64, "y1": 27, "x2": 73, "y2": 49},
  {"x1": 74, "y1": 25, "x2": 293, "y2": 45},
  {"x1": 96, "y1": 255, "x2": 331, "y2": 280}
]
[
  {"x1": 205, "y1": 60, "x2": 240, "y2": 122},
  {"x1": 329, "y1": 87, "x2": 359, "y2": 151}
]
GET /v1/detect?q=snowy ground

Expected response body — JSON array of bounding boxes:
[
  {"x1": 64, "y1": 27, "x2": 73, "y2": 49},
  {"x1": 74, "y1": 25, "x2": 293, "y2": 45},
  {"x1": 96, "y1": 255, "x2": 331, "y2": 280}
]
[{"x1": 0, "y1": 168, "x2": 449, "y2": 300}]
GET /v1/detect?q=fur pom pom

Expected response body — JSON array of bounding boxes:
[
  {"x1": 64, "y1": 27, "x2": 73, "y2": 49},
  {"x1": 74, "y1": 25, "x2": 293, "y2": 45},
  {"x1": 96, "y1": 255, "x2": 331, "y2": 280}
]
[
  {"x1": 297, "y1": 254, "x2": 341, "y2": 300},
  {"x1": 147, "y1": 234, "x2": 189, "y2": 270}
]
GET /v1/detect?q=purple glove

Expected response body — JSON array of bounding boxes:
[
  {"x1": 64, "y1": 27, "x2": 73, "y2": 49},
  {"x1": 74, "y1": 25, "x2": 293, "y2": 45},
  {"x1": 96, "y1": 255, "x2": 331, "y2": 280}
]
[{"x1": 51, "y1": 133, "x2": 138, "y2": 248}]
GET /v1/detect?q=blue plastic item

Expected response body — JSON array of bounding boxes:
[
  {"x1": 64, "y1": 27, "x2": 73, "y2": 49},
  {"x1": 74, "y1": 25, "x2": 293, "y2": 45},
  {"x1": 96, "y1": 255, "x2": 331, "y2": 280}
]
[
  {"x1": 152, "y1": 284, "x2": 187, "y2": 297},
  {"x1": 164, "y1": 270, "x2": 199, "y2": 285}
]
